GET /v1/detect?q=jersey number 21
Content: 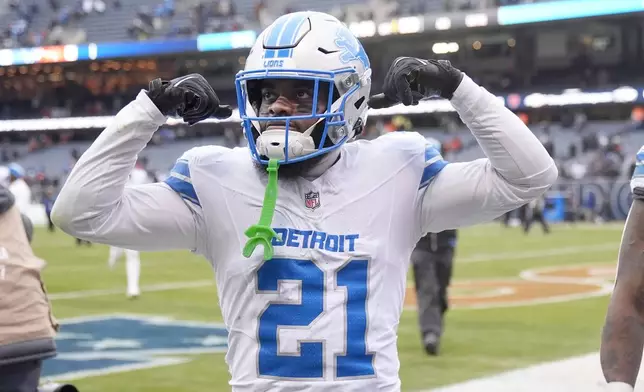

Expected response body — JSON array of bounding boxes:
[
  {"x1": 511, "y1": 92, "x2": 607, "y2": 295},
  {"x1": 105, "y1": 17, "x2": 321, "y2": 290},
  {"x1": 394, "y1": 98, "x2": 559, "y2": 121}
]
[{"x1": 256, "y1": 257, "x2": 375, "y2": 379}]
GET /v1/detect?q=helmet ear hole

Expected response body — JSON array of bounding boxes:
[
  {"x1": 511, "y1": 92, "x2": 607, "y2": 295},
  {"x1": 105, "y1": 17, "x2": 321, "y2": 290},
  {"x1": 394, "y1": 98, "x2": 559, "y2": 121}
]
[
  {"x1": 353, "y1": 117, "x2": 364, "y2": 137},
  {"x1": 354, "y1": 96, "x2": 365, "y2": 110}
]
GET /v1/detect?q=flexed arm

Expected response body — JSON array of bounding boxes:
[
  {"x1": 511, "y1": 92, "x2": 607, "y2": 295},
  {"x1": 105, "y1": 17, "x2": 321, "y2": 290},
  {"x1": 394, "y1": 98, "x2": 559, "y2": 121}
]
[{"x1": 52, "y1": 74, "x2": 232, "y2": 251}]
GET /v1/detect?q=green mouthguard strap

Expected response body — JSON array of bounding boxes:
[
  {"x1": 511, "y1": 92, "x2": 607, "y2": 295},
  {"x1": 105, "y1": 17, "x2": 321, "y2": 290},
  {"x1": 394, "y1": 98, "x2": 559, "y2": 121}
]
[{"x1": 243, "y1": 158, "x2": 279, "y2": 260}]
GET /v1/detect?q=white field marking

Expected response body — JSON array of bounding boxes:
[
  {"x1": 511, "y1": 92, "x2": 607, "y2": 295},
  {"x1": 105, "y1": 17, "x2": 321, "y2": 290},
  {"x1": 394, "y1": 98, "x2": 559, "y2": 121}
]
[
  {"x1": 48, "y1": 280, "x2": 214, "y2": 300},
  {"x1": 520, "y1": 262, "x2": 616, "y2": 285},
  {"x1": 403, "y1": 283, "x2": 613, "y2": 311},
  {"x1": 412, "y1": 263, "x2": 623, "y2": 391},
  {"x1": 452, "y1": 283, "x2": 613, "y2": 310},
  {"x1": 457, "y1": 243, "x2": 617, "y2": 263},
  {"x1": 449, "y1": 286, "x2": 516, "y2": 299},
  {"x1": 44, "y1": 356, "x2": 190, "y2": 383},
  {"x1": 404, "y1": 261, "x2": 616, "y2": 311},
  {"x1": 54, "y1": 313, "x2": 225, "y2": 327},
  {"x1": 461, "y1": 222, "x2": 625, "y2": 236},
  {"x1": 420, "y1": 352, "x2": 644, "y2": 392},
  {"x1": 48, "y1": 242, "x2": 619, "y2": 274},
  {"x1": 46, "y1": 256, "x2": 191, "y2": 273}
]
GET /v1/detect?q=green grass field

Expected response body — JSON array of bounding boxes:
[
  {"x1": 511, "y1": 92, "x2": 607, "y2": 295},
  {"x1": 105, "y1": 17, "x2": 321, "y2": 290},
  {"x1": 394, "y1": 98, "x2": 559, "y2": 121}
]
[{"x1": 35, "y1": 222, "x2": 624, "y2": 391}]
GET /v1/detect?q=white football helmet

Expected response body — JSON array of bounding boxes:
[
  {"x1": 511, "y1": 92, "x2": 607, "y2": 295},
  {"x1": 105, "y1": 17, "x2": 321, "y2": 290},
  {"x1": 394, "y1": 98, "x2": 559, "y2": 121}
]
[{"x1": 235, "y1": 11, "x2": 372, "y2": 165}]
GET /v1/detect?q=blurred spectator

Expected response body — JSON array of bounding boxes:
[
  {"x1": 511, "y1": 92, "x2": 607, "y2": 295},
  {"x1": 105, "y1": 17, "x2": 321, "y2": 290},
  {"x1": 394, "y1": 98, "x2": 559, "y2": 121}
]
[
  {"x1": 8, "y1": 162, "x2": 31, "y2": 212},
  {"x1": 41, "y1": 184, "x2": 56, "y2": 232}
]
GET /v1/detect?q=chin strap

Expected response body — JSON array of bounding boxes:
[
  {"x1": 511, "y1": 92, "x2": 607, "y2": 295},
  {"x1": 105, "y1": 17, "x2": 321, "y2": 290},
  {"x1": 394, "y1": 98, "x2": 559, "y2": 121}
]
[{"x1": 243, "y1": 159, "x2": 279, "y2": 260}]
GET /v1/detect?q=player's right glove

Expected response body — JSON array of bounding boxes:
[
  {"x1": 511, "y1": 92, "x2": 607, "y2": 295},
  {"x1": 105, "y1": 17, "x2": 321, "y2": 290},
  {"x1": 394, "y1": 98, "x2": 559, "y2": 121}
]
[{"x1": 147, "y1": 73, "x2": 233, "y2": 125}]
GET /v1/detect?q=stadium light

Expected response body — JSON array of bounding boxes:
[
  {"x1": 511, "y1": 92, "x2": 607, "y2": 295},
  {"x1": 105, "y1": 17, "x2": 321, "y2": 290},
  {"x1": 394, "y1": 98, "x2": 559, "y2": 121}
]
[
  {"x1": 432, "y1": 42, "x2": 460, "y2": 54},
  {"x1": 0, "y1": 86, "x2": 642, "y2": 132}
]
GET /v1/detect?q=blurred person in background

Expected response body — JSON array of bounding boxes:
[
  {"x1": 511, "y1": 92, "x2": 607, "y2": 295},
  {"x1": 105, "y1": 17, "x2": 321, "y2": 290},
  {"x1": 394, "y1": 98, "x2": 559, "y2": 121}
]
[
  {"x1": 523, "y1": 193, "x2": 550, "y2": 234},
  {"x1": 7, "y1": 163, "x2": 31, "y2": 212},
  {"x1": 106, "y1": 158, "x2": 153, "y2": 299},
  {"x1": 0, "y1": 183, "x2": 64, "y2": 392},
  {"x1": 41, "y1": 185, "x2": 57, "y2": 233},
  {"x1": 74, "y1": 237, "x2": 91, "y2": 247},
  {"x1": 411, "y1": 137, "x2": 457, "y2": 356}
]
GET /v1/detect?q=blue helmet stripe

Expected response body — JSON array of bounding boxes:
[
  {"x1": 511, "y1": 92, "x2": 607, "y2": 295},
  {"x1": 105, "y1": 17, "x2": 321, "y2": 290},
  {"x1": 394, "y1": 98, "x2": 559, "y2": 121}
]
[
  {"x1": 263, "y1": 16, "x2": 286, "y2": 59},
  {"x1": 265, "y1": 16, "x2": 287, "y2": 46},
  {"x1": 264, "y1": 13, "x2": 309, "y2": 59},
  {"x1": 277, "y1": 14, "x2": 307, "y2": 46},
  {"x1": 278, "y1": 15, "x2": 307, "y2": 45},
  {"x1": 285, "y1": 17, "x2": 308, "y2": 57}
]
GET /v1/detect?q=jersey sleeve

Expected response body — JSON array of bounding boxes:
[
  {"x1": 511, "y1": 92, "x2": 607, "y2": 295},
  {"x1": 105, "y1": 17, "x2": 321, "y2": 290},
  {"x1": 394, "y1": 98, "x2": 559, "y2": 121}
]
[
  {"x1": 416, "y1": 75, "x2": 557, "y2": 235},
  {"x1": 631, "y1": 146, "x2": 644, "y2": 200},
  {"x1": 51, "y1": 90, "x2": 199, "y2": 252},
  {"x1": 419, "y1": 141, "x2": 449, "y2": 190},
  {"x1": 165, "y1": 153, "x2": 202, "y2": 208},
  {"x1": 163, "y1": 145, "x2": 232, "y2": 256}
]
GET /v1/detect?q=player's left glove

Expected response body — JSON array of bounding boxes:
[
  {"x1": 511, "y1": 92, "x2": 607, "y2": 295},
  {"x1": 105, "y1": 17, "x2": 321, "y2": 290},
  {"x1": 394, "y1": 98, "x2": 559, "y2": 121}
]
[
  {"x1": 368, "y1": 57, "x2": 464, "y2": 109},
  {"x1": 147, "y1": 73, "x2": 233, "y2": 125}
]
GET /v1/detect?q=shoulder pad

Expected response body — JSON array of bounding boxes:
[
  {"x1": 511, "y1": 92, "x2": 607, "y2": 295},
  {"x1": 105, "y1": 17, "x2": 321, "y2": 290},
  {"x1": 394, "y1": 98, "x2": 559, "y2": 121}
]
[
  {"x1": 374, "y1": 131, "x2": 427, "y2": 154},
  {"x1": 378, "y1": 132, "x2": 448, "y2": 189},
  {"x1": 163, "y1": 146, "x2": 230, "y2": 207},
  {"x1": 177, "y1": 145, "x2": 231, "y2": 164},
  {"x1": 367, "y1": 132, "x2": 448, "y2": 189}
]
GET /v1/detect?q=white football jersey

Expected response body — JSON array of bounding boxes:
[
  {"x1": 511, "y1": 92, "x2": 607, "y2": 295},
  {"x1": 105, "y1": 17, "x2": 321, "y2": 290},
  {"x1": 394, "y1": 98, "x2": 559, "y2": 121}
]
[
  {"x1": 164, "y1": 132, "x2": 443, "y2": 391},
  {"x1": 51, "y1": 76, "x2": 556, "y2": 391},
  {"x1": 128, "y1": 166, "x2": 152, "y2": 186}
]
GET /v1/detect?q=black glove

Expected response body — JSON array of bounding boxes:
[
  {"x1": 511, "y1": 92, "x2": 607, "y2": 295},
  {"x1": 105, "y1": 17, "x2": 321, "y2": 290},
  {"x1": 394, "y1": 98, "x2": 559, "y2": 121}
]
[
  {"x1": 147, "y1": 73, "x2": 233, "y2": 125},
  {"x1": 0, "y1": 184, "x2": 15, "y2": 214},
  {"x1": 368, "y1": 57, "x2": 464, "y2": 109}
]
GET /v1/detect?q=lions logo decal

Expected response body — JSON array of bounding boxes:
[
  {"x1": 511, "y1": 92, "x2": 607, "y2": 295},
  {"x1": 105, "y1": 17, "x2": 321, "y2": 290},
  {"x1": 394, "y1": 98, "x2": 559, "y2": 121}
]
[{"x1": 334, "y1": 28, "x2": 370, "y2": 69}]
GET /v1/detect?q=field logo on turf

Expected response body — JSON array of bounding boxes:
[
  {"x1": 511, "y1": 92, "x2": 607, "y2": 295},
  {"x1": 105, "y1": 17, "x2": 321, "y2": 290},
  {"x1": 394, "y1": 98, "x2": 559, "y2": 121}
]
[{"x1": 41, "y1": 314, "x2": 228, "y2": 381}]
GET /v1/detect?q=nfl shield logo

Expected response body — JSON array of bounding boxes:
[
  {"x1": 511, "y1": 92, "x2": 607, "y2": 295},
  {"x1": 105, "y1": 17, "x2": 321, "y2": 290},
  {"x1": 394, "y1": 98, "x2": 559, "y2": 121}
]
[{"x1": 305, "y1": 191, "x2": 320, "y2": 210}]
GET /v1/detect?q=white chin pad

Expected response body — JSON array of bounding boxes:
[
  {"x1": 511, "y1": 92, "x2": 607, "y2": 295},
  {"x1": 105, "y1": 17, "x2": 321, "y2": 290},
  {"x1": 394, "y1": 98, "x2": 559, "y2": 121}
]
[{"x1": 256, "y1": 129, "x2": 317, "y2": 160}]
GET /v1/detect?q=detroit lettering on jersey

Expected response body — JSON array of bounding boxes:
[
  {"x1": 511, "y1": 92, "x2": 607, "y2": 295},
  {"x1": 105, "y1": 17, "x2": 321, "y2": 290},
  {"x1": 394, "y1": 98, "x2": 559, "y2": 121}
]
[{"x1": 272, "y1": 227, "x2": 359, "y2": 253}]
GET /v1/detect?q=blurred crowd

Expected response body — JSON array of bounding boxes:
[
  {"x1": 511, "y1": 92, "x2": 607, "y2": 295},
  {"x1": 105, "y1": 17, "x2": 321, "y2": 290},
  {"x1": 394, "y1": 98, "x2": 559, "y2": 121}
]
[
  {"x1": 4, "y1": 110, "x2": 642, "y2": 211},
  {"x1": 0, "y1": 0, "x2": 570, "y2": 49},
  {"x1": 2, "y1": 0, "x2": 107, "y2": 48}
]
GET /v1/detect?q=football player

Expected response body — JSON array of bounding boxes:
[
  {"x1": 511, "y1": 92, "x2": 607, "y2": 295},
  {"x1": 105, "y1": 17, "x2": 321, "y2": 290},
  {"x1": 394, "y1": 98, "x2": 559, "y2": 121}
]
[
  {"x1": 51, "y1": 11, "x2": 557, "y2": 391},
  {"x1": 600, "y1": 146, "x2": 644, "y2": 392}
]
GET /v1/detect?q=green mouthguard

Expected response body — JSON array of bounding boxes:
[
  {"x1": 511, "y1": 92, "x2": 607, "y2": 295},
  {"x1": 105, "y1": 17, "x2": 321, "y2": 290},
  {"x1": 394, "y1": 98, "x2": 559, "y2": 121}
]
[{"x1": 243, "y1": 158, "x2": 279, "y2": 260}]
